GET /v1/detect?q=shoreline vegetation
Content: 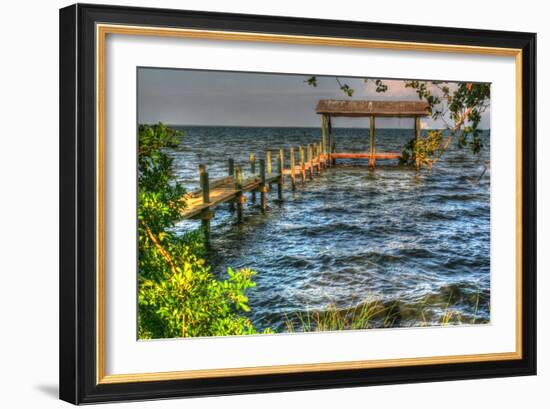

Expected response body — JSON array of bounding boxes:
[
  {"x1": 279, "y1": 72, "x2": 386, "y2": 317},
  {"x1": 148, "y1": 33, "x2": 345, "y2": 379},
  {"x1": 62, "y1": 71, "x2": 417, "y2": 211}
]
[
  {"x1": 284, "y1": 290, "x2": 488, "y2": 334},
  {"x1": 137, "y1": 123, "x2": 272, "y2": 339},
  {"x1": 138, "y1": 122, "x2": 489, "y2": 339}
]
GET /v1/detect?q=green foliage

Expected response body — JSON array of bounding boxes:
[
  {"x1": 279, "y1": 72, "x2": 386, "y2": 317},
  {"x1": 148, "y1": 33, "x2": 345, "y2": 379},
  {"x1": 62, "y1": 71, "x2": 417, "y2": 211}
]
[
  {"x1": 400, "y1": 130, "x2": 443, "y2": 169},
  {"x1": 403, "y1": 81, "x2": 490, "y2": 167},
  {"x1": 305, "y1": 76, "x2": 317, "y2": 87},
  {"x1": 285, "y1": 289, "x2": 486, "y2": 332},
  {"x1": 138, "y1": 123, "x2": 268, "y2": 339},
  {"x1": 338, "y1": 83, "x2": 354, "y2": 97}
]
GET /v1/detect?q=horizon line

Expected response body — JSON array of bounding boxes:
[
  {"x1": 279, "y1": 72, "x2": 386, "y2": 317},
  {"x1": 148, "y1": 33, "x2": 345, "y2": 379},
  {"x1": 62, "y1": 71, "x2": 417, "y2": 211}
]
[{"x1": 147, "y1": 123, "x2": 491, "y2": 131}]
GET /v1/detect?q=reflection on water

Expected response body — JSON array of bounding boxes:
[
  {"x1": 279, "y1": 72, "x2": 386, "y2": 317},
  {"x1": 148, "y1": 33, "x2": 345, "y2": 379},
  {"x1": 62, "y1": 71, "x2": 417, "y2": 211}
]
[{"x1": 171, "y1": 126, "x2": 490, "y2": 332}]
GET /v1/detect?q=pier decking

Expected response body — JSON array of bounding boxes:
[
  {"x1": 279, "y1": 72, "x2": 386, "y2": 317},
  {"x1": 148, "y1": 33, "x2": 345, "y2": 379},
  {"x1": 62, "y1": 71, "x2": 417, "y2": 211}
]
[{"x1": 180, "y1": 143, "x2": 331, "y2": 235}]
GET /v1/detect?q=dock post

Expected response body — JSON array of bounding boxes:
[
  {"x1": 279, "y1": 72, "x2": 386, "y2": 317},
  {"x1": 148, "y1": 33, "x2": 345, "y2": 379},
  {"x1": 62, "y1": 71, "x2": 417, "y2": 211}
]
[
  {"x1": 266, "y1": 150, "x2": 273, "y2": 188},
  {"x1": 228, "y1": 159, "x2": 235, "y2": 211},
  {"x1": 259, "y1": 158, "x2": 267, "y2": 212},
  {"x1": 290, "y1": 147, "x2": 296, "y2": 190},
  {"x1": 328, "y1": 115, "x2": 335, "y2": 166},
  {"x1": 266, "y1": 151, "x2": 272, "y2": 175},
  {"x1": 319, "y1": 141, "x2": 326, "y2": 169},
  {"x1": 415, "y1": 116, "x2": 421, "y2": 171},
  {"x1": 249, "y1": 153, "x2": 256, "y2": 203},
  {"x1": 277, "y1": 148, "x2": 284, "y2": 201},
  {"x1": 307, "y1": 144, "x2": 314, "y2": 180},
  {"x1": 316, "y1": 143, "x2": 322, "y2": 173},
  {"x1": 235, "y1": 165, "x2": 244, "y2": 222},
  {"x1": 369, "y1": 115, "x2": 376, "y2": 169},
  {"x1": 321, "y1": 114, "x2": 327, "y2": 158},
  {"x1": 199, "y1": 164, "x2": 211, "y2": 242},
  {"x1": 199, "y1": 164, "x2": 210, "y2": 204},
  {"x1": 299, "y1": 146, "x2": 306, "y2": 185},
  {"x1": 249, "y1": 153, "x2": 256, "y2": 174}
]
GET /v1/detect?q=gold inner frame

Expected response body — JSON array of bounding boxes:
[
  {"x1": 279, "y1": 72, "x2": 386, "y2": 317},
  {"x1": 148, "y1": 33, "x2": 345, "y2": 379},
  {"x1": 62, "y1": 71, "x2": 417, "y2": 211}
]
[{"x1": 96, "y1": 23, "x2": 523, "y2": 385}]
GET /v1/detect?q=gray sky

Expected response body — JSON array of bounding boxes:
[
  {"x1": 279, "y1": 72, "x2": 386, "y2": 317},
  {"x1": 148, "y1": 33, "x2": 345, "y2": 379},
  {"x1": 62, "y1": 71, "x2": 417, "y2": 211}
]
[{"x1": 138, "y1": 68, "x2": 490, "y2": 129}]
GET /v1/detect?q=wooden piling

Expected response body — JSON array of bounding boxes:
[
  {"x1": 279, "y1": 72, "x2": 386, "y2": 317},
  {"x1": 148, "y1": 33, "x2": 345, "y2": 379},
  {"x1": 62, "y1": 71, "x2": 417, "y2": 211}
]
[
  {"x1": 299, "y1": 146, "x2": 306, "y2": 185},
  {"x1": 321, "y1": 114, "x2": 327, "y2": 156},
  {"x1": 307, "y1": 144, "x2": 314, "y2": 179},
  {"x1": 316, "y1": 143, "x2": 321, "y2": 173},
  {"x1": 290, "y1": 147, "x2": 296, "y2": 190},
  {"x1": 259, "y1": 158, "x2": 267, "y2": 211},
  {"x1": 369, "y1": 115, "x2": 376, "y2": 169},
  {"x1": 228, "y1": 159, "x2": 235, "y2": 211},
  {"x1": 199, "y1": 164, "x2": 211, "y2": 242},
  {"x1": 277, "y1": 149, "x2": 284, "y2": 201},
  {"x1": 249, "y1": 153, "x2": 256, "y2": 203},
  {"x1": 199, "y1": 164, "x2": 210, "y2": 203},
  {"x1": 266, "y1": 151, "x2": 272, "y2": 175},
  {"x1": 328, "y1": 115, "x2": 334, "y2": 165},
  {"x1": 415, "y1": 116, "x2": 421, "y2": 171},
  {"x1": 235, "y1": 165, "x2": 244, "y2": 222},
  {"x1": 249, "y1": 153, "x2": 256, "y2": 174},
  {"x1": 200, "y1": 212, "x2": 214, "y2": 244}
]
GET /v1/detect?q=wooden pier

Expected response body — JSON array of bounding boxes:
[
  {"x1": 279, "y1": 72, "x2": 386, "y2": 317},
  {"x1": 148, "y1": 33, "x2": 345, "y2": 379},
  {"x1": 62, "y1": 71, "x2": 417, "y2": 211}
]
[
  {"x1": 180, "y1": 141, "x2": 331, "y2": 234},
  {"x1": 180, "y1": 99, "x2": 432, "y2": 236}
]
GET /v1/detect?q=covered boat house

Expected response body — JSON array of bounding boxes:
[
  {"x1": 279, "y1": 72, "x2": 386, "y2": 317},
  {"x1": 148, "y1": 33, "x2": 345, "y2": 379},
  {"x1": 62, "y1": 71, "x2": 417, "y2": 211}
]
[{"x1": 316, "y1": 99, "x2": 430, "y2": 169}]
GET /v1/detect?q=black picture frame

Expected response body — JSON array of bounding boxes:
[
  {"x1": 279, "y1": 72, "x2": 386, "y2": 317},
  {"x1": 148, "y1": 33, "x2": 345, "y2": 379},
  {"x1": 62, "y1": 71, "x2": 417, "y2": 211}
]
[{"x1": 59, "y1": 3, "x2": 536, "y2": 404}]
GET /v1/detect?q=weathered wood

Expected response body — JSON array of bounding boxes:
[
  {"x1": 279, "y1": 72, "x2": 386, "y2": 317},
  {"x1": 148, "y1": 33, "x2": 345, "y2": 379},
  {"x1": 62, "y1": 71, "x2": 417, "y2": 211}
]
[
  {"x1": 199, "y1": 165, "x2": 210, "y2": 203},
  {"x1": 415, "y1": 116, "x2": 421, "y2": 171},
  {"x1": 201, "y1": 218, "x2": 211, "y2": 243},
  {"x1": 299, "y1": 146, "x2": 306, "y2": 185},
  {"x1": 277, "y1": 149, "x2": 284, "y2": 201},
  {"x1": 289, "y1": 147, "x2": 296, "y2": 190},
  {"x1": 228, "y1": 159, "x2": 235, "y2": 211},
  {"x1": 182, "y1": 135, "x2": 360, "y2": 225},
  {"x1": 316, "y1": 99, "x2": 431, "y2": 117},
  {"x1": 331, "y1": 152, "x2": 401, "y2": 160},
  {"x1": 266, "y1": 151, "x2": 272, "y2": 175},
  {"x1": 316, "y1": 143, "x2": 321, "y2": 173},
  {"x1": 321, "y1": 114, "x2": 327, "y2": 155},
  {"x1": 279, "y1": 148, "x2": 285, "y2": 176},
  {"x1": 328, "y1": 115, "x2": 335, "y2": 165},
  {"x1": 259, "y1": 158, "x2": 267, "y2": 211},
  {"x1": 307, "y1": 144, "x2": 314, "y2": 179},
  {"x1": 250, "y1": 153, "x2": 257, "y2": 203},
  {"x1": 369, "y1": 115, "x2": 376, "y2": 169},
  {"x1": 235, "y1": 165, "x2": 244, "y2": 222},
  {"x1": 235, "y1": 164, "x2": 243, "y2": 189},
  {"x1": 249, "y1": 153, "x2": 256, "y2": 174}
]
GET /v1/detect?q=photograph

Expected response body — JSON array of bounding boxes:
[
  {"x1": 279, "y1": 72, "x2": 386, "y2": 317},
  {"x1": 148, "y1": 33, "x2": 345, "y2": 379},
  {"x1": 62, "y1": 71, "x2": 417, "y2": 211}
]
[{"x1": 137, "y1": 68, "x2": 492, "y2": 340}]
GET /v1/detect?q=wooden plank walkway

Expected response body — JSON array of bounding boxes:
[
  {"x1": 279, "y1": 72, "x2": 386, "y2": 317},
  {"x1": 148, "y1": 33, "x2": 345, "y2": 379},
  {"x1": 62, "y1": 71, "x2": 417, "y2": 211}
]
[
  {"x1": 180, "y1": 174, "x2": 279, "y2": 219},
  {"x1": 178, "y1": 139, "x2": 405, "y2": 239},
  {"x1": 179, "y1": 142, "x2": 330, "y2": 226}
]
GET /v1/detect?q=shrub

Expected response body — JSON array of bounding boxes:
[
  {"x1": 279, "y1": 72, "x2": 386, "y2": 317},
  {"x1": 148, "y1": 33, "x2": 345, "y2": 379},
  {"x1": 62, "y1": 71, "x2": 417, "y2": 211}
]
[{"x1": 137, "y1": 123, "x2": 269, "y2": 339}]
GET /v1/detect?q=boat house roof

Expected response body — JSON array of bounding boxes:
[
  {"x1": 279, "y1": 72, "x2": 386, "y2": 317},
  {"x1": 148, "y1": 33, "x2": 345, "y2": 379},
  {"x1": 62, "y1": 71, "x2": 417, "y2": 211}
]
[{"x1": 315, "y1": 99, "x2": 430, "y2": 117}]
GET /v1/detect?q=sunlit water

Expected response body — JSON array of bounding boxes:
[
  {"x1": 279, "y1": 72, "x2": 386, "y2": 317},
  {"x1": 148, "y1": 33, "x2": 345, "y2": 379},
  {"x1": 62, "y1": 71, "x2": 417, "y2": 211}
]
[{"x1": 170, "y1": 126, "x2": 490, "y2": 332}]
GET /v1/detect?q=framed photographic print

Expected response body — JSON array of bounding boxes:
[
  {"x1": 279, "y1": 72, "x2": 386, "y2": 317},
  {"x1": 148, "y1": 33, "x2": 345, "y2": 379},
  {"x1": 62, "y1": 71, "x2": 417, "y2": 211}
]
[{"x1": 59, "y1": 3, "x2": 536, "y2": 404}]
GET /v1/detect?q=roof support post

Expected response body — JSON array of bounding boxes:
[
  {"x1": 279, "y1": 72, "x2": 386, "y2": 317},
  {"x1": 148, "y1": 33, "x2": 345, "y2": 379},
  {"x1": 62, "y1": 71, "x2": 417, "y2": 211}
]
[
  {"x1": 321, "y1": 114, "x2": 327, "y2": 156},
  {"x1": 415, "y1": 116, "x2": 421, "y2": 171},
  {"x1": 328, "y1": 115, "x2": 334, "y2": 166},
  {"x1": 369, "y1": 115, "x2": 376, "y2": 169}
]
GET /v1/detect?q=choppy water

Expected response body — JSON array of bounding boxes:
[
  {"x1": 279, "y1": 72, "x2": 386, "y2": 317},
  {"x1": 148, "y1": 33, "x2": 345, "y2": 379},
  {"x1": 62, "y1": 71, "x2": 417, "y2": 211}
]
[{"x1": 170, "y1": 126, "x2": 491, "y2": 332}]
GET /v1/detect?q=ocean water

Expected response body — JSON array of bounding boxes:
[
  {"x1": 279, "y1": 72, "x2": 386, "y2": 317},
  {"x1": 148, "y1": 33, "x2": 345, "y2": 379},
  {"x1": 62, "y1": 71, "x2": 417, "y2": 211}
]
[{"x1": 170, "y1": 126, "x2": 491, "y2": 332}]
